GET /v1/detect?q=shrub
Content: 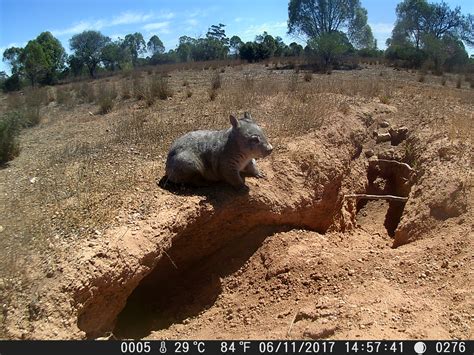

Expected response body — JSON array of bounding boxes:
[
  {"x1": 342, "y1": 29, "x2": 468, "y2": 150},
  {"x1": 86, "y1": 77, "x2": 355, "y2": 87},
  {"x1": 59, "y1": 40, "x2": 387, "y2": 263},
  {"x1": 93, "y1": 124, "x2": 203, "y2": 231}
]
[
  {"x1": 97, "y1": 84, "x2": 116, "y2": 114},
  {"x1": 133, "y1": 76, "x2": 146, "y2": 100},
  {"x1": 78, "y1": 82, "x2": 95, "y2": 103},
  {"x1": 0, "y1": 111, "x2": 21, "y2": 164},
  {"x1": 303, "y1": 72, "x2": 312, "y2": 82},
  {"x1": 150, "y1": 75, "x2": 173, "y2": 100},
  {"x1": 2, "y1": 74, "x2": 22, "y2": 92},
  {"x1": 24, "y1": 88, "x2": 48, "y2": 126},
  {"x1": 56, "y1": 87, "x2": 74, "y2": 108},
  {"x1": 211, "y1": 72, "x2": 222, "y2": 90},
  {"x1": 209, "y1": 88, "x2": 218, "y2": 101},
  {"x1": 379, "y1": 95, "x2": 391, "y2": 104}
]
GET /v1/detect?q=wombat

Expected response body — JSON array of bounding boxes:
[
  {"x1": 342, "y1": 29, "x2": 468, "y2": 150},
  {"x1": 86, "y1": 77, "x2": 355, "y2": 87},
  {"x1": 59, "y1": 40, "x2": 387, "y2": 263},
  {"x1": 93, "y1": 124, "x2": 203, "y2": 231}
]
[{"x1": 165, "y1": 112, "x2": 273, "y2": 189}]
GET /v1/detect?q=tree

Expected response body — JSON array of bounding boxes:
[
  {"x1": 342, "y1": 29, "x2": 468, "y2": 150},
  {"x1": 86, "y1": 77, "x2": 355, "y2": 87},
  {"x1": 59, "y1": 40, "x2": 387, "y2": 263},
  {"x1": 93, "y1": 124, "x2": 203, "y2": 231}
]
[
  {"x1": 240, "y1": 42, "x2": 258, "y2": 62},
  {"x1": 35, "y1": 31, "x2": 66, "y2": 83},
  {"x1": 122, "y1": 33, "x2": 146, "y2": 66},
  {"x1": 461, "y1": 14, "x2": 474, "y2": 47},
  {"x1": 204, "y1": 24, "x2": 229, "y2": 59},
  {"x1": 288, "y1": 42, "x2": 304, "y2": 56},
  {"x1": 348, "y1": 7, "x2": 376, "y2": 49},
  {"x1": 229, "y1": 35, "x2": 243, "y2": 56},
  {"x1": 274, "y1": 36, "x2": 288, "y2": 57},
  {"x1": 308, "y1": 31, "x2": 353, "y2": 67},
  {"x1": 176, "y1": 36, "x2": 195, "y2": 62},
  {"x1": 21, "y1": 40, "x2": 49, "y2": 85},
  {"x1": 288, "y1": 0, "x2": 374, "y2": 47},
  {"x1": 3, "y1": 47, "x2": 23, "y2": 75},
  {"x1": 101, "y1": 40, "x2": 132, "y2": 71},
  {"x1": 387, "y1": 0, "x2": 470, "y2": 69},
  {"x1": 70, "y1": 30, "x2": 110, "y2": 77},
  {"x1": 391, "y1": 0, "x2": 466, "y2": 49},
  {"x1": 147, "y1": 35, "x2": 165, "y2": 55},
  {"x1": 67, "y1": 55, "x2": 85, "y2": 77}
]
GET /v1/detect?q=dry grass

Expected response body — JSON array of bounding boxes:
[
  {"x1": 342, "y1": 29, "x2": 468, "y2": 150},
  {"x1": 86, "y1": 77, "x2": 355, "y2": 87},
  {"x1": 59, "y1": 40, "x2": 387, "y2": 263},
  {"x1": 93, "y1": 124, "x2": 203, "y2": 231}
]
[
  {"x1": 186, "y1": 88, "x2": 193, "y2": 98},
  {"x1": 55, "y1": 86, "x2": 75, "y2": 108},
  {"x1": 210, "y1": 72, "x2": 222, "y2": 90},
  {"x1": 303, "y1": 72, "x2": 313, "y2": 82},
  {"x1": 97, "y1": 83, "x2": 117, "y2": 114},
  {"x1": 0, "y1": 111, "x2": 21, "y2": 164},
  {"x1": 77, "y1": 82, "x2": 96, "y2": 103},
  {"x1": 149, "y1": 75, "x2": 173, "y2": 101}
]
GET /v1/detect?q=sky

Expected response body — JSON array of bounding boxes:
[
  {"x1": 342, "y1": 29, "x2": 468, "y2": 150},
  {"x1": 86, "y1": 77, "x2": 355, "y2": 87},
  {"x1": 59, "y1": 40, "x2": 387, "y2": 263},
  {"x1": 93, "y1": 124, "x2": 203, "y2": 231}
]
[{"x1": 0, "y1": 0, "x2": 473, "y2": 74}]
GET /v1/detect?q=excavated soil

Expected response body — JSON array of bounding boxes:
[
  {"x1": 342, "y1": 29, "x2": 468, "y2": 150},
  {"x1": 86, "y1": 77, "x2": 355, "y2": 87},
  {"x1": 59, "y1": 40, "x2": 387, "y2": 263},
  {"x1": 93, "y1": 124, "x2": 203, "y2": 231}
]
[{"x1": 0, "y1": 65, "x2": 472, "y2": 340}]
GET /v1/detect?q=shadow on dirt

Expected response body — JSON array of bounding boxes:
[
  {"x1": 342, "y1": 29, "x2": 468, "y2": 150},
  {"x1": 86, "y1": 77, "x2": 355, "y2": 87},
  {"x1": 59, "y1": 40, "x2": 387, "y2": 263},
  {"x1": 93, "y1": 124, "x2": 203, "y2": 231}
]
[{"x1": 113, "y1": 226, "x2": 286, "y2": 339}]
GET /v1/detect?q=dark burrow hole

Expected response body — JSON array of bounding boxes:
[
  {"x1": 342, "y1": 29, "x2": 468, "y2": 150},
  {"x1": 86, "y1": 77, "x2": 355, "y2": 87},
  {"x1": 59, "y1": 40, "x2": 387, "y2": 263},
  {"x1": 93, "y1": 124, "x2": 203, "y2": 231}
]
[
  {"x1": 113, "y1": 225, "x2": 291, "y2": 339},
  {"x1": 356, "y1": 160, "x2": 414, "y2": 237}
]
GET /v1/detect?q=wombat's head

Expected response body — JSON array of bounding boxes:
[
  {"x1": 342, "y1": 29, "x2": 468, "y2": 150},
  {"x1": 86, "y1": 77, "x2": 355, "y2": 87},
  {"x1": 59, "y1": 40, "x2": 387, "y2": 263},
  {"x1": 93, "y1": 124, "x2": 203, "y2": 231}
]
[{"x1": 229, "y1": 112, "x2": 273, "y2": 158}]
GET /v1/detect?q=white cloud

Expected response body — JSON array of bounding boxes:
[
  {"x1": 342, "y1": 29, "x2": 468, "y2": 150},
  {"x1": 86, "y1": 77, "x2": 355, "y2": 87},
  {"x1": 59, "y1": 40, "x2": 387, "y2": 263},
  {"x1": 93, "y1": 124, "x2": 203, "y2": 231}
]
[
  {"x1": 109, "y1": 33, "x2": 126, "y2": 41},
  {"x1": 142, "y1": 21, "x2": 171, "y2": 34},
  {"x1": 109, "y1": 11, "x2": 154, "y2": 26},
  {"x1": 50, "y1": 10, "x2": 173, "y2": 37},
  {"x1": 370, "y1": 22, "x2": 394, "y2": 35},
  {"x1": 241, "y1": 21, "x2": 287, "y2": 41},
  {"x1": 185, "y1": 18, "x2": 199, "y2": 27},
  {"x1": 51, "y1": 20, "x2": 104, "y2": 37},
  {"x1": 369, "y1": 22, "x2": 394, "y2": 49},
  {"x1": 234, "y1": 17, "x2": 254, "y2": 23}
]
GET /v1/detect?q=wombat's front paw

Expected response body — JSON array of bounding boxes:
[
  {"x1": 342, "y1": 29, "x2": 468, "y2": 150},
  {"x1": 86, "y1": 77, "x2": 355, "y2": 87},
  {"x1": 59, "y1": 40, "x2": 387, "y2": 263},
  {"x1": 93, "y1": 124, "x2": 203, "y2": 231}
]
[
  {"x1": 255, "y1": 170, "x2": 266, "y2": 178},
  {"x1": 237, "y1": 184, "x2": 250, "y2": 193}
]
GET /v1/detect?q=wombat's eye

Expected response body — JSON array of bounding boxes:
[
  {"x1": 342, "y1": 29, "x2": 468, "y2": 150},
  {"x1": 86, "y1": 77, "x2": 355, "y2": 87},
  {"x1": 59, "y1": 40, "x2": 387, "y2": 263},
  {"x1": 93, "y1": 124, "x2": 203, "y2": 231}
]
[{"x1": 249, "y1": 136, "x2": 260, "y2": 144}]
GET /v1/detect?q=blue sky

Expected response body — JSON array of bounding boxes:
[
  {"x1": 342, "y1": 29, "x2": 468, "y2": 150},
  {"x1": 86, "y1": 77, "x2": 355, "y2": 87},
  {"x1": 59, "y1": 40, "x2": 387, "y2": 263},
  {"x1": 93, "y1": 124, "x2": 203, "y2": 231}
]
[{"x1": 1, "y1": 0, "x2": 473, "y2": 74}]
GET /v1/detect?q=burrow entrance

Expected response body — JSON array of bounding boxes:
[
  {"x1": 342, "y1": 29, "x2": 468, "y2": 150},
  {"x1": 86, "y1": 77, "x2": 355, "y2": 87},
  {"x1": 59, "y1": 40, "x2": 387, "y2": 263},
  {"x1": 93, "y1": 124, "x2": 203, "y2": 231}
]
[
  {"x1": 114, "y1": 225, "x2": 288, "y2": 338},
  {"x1": 355, "y1": 159, "x2": 414, "y2": 237}
]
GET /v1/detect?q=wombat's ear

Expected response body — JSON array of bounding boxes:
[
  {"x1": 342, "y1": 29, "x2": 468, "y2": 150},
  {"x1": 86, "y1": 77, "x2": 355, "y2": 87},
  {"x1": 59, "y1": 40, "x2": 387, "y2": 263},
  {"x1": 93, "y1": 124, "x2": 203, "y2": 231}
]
[{"x1": 230, "y1": 114, "x2": 239, "y2": 128}]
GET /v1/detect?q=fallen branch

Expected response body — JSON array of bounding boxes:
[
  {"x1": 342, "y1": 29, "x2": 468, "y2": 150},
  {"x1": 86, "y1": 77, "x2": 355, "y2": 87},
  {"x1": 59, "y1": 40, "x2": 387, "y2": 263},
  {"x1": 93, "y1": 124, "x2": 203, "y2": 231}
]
[
  {"x1": 344, "y1": 194, "x2": 408, "y2": 202},
  {"x1": 287, "y1": 309, "x2": 299, "y2": 338},
  {"x1": 163, "y1": 250, "x2": 178, "y2": 270},
  {"x1": 370, "y1": 159, "x2": 415, "y2": 173}
]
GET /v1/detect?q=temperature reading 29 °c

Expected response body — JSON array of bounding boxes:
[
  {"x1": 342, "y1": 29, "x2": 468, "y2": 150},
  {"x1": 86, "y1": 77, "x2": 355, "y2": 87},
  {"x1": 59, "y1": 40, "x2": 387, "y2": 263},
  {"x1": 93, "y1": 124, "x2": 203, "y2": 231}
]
[{"x1": 174, "y1": 341, "x2": 206, "y2": 353}]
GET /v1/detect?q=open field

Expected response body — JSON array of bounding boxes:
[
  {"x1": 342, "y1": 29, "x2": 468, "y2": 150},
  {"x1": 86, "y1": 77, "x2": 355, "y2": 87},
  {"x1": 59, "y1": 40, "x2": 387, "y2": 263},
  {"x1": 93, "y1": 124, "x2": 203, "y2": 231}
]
[{"x1": 0, "y1": 62, "x2": 472, "y2": 339}]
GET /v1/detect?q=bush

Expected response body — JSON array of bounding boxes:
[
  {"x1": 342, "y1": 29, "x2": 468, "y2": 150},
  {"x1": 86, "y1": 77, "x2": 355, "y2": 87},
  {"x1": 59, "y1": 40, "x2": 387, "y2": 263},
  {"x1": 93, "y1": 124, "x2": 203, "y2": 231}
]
[
  {"x1": 303, "y1": 72, "x2": 312, "y2": 82},
  {"x1": 133, "y1": 76, "x2": 146, "y2": 100},
  {"x1": 210, "y1": 72, "x2": 222, "y2": 90},
  {"x1": 0, "y1": 111, "x2": 21, "y2": 164},
  {"x1": 24, "y1": 88, "x2": 48, "y2": 126},
  {"x1": 2, "y1": 74, "x2": 22, "y2": 92},
  {"x1": 56, "y1": 87, "x2": 75, "y2": 108},
  {"x1": 97, "y1": 84, "x2": 116, "y2": 114},
  {"x1": 150, "y1": 75, "x2": 173, "y2": 100},
  {"x1": 209, "y1": 88, "x2": 218, "y2": 101},
  {"x1": 77, "y1": 82, "x2": 95, "y2": 103},
  {"x1": 385, "y1": 45, "x2": 427, "y2": 68}
]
